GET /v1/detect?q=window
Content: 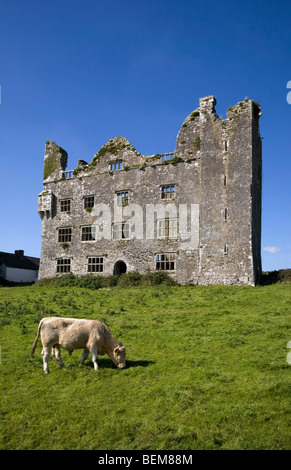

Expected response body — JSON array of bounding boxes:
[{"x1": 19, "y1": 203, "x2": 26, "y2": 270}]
[
  {"x1": 58, "y1": 227, "x2": 72, "y2": 243},
  {"x1": 56, "y1": 258, "x2": 71, "y2": 273},
  {"x1": 60, "y1": 199, "x2": 71, "y2": 212},
  {"x1": 110, "y1": 161, "x2": 123, "y2": 171},
  {"x1": 158, "y1": 218, "x2": 178, "y2": 238},
  {"x1": 112, "y1": 222, "x2": 130, "y2": 240},
  {"x1": 161, "y1": 154, "x2": 174, "y2": 162},
  {"x1": 116, "y1": 191, "x2": 129, "y2": 207},
  {"x1": 156, "y1": 253, "x2": 176, "y2": 271},
  {"x1": 84, "y1": 195, "x2": 94, "y2": 210},
  {"x1": 161, "y1": 185, "x2": 175, "y2": 200},
  {"x1": 87, "y1": 257, "x2": 104, "y2": 273},
  {"x1": 81, "y1": 225, "x2": 96, "y2": 241}
]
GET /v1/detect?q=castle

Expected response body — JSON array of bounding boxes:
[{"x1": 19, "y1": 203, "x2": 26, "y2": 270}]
[{"x1": 37, "y1": 95, "x2": 262, "y2": 286}]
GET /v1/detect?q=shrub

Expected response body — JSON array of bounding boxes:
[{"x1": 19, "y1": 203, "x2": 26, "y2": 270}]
[
  {"x1": 35, "y1": 272, "x2": 176, "y2": 289},
  {"x1": 78, "y1": 275, "x2": 103, "y2": 289},
  {"x1": 259, "y1": 269, "x2": 291, "y2": 285},
  {"x1": 141, "y1": 271, "x2": 176, "y2": 286},
  {"x1": 117, "y1": 272, "x2": 142, "y2": 288}
]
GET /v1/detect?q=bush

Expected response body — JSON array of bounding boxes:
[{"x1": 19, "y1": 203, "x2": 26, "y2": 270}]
[
  {"x1": 35, "y1": 271, "x2": 176, "y2": 290},
  {"x1": 117, "y1": 272, "x2": 142, "y2": 288},
  {"x1": 142, "y1": 271, "x2": 176, "y2": 286},
  {"x1": 35, "y1": 274, "x2": 76, "y2": 287},
  {"x1": 116, "y1": 271, "x2": 176, "y2": 287},
  {"x1": 259, "y1": 269, "x2": 291, "y2": 285}
]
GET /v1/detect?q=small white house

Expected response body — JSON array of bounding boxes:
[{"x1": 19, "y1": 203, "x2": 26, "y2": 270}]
[{"x1": 0, "y1": 250, "x2": 40, "y2": 283}]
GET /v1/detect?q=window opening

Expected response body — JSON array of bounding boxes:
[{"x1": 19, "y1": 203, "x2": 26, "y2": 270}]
[
  {"x1": 161, "y1": 153, "x2": 174, "y2": 162},
  {"x1": 56, "y1": 258, "x2": 71, "y2": 273},
  {"x1": 60, "y1": 199, "x2": 71, "y2": 212},
  {"x1": 158, "y1": 218, "x2": 178, "y2": 238},
  {"x1": 112, "y1": 222, "x2": 130, "y2": 240},
  {"x1": 58, "y1": 227, "x2": 72, "y2": 243},
  {"x1": 110, "y1": 161, "x2": 123, "y2": 171},
  {"x1": 87, "y1": 257, "x2": 103, "y2": 273},
  {"x1": 155, "y1": 253, "x2": 176, "y2": 271},
  {"x1": 116, "y1": 191, "x2": 129, "y2": 207},
  {"x1": 161, "y1": 185, "x2": 175, "y2": 200},
  {"x1": 84, "y1": 195, "x2": 95, "y2": 210},
  {"x1": 81, "y1": 225, "x2": 96, "y2": 241}
]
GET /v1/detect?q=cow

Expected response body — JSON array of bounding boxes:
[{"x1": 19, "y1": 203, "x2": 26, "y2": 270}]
[{"x1": 30, "y1": 317, "x2": 126, "y2": 374}]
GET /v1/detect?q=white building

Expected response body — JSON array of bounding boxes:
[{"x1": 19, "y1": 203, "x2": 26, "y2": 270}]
[{"x1": 0, "y1": 250, "x2": 39, "y2": 283}]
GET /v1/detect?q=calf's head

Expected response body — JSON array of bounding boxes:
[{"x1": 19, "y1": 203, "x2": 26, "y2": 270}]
[{"x1": 113, "y1": 343, "x2": 126, "y2": 369}]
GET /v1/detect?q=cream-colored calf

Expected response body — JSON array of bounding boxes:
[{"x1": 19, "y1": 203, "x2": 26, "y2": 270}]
[{"x1": 31, "y1": 317, "x2": 126, "y2": 374}]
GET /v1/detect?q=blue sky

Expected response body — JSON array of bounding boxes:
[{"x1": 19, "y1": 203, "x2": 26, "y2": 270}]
[{"x1": 0, "y1": 0, "x2": 290, "y2": 271}]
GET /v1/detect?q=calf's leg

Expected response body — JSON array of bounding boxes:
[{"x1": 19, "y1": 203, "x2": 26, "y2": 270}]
[
  {"x1": 53, "y1": 346, "x2": 65, "y2": 368},
  {"x1": 89, "y1": 345, "x2": 99, "y2": 371},
  {"x1": 80, "y1": 349, "x2": 90, "y2": 365},
  {"x1": 41, "y1": 345, "x2": 51, "y2": 374}
]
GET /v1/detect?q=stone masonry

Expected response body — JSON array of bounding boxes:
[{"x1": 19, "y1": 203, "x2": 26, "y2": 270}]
[{"x1": 38, "y1": 96, "x2": 262, "y2": 285}]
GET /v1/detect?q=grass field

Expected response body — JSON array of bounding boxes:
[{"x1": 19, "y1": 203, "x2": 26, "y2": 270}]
[{"x1": 0, "y1": 281, "x2": 290, "y2": 450}]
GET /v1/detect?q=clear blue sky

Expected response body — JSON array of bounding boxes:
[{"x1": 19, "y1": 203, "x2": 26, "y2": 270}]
[{"x1": 0, "y1": 0, "x2": 290, "y2": 271}]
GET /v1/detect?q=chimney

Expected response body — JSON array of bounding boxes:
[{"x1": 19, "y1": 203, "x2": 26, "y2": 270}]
[{"x1": 15, "y1": 250, "x2": 24, "y2": 257}]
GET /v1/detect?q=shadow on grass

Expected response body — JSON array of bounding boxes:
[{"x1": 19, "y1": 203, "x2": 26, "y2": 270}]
[
  {"x1": 125, "y1": 359, "x2": 155, "y2": 369},
  {"x1": 86, "y1": 358, "x2": 155, "y2": 370}
]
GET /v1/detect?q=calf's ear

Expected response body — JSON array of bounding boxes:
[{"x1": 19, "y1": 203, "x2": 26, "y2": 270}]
[{"x1": 114, "y1": 345, "x2": 125, "y2": 355}]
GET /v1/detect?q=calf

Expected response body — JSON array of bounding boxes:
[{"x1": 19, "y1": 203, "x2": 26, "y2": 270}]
[{"x1": 30, "y1": 317, "x2": 126, "y2": 374}]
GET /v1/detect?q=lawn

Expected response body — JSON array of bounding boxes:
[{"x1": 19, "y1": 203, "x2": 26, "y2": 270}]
[{"x1": 0, "y1": 282, "x2": 290, "y2": 450}]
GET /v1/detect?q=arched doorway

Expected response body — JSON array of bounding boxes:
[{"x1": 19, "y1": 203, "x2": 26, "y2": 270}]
[{"x1": 113, "y1": 260, "x2": 127, "y2": 276}]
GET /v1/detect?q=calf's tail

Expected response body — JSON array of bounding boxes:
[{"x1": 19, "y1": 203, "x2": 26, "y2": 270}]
[{"x1": 30, "y1": 319, "x2": 44, "y2": 358}]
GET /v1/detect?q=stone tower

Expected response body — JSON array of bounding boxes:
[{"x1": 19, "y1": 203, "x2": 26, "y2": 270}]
[{"x1": 38, "y1": 96, "x2": 262, "y2": 285}]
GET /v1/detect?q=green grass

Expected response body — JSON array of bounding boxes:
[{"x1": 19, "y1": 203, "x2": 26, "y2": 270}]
[{"x1": 0, "y1": 283, "x2": 290, "y2": 450}]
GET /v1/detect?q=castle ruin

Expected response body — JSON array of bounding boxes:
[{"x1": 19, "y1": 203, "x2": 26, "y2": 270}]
[{"x1": 38, "y1": 95, "x2": 262, "y2": 285}]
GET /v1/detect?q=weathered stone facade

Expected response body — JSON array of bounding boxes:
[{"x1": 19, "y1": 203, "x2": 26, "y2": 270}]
[{"x1": 38, "y1": 96, "x2": 262, "y2": 285}]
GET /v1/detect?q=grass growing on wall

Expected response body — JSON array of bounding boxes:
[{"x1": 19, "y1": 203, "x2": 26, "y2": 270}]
[
  {"x1": 43, "y1": 153, "x2": 58, "y2": 180},
  {"x1": 0, "y1": 283, "x2": 290, "y2": 450}
]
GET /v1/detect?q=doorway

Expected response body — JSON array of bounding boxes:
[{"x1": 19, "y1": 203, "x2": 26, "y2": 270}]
[{"x1": 113, "y1": 260, "x2": 127, "y2": 275}]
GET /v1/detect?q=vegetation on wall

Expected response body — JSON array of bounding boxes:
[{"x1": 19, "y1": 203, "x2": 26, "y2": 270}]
[
  {"x1": 170, "y1": 155, "x2": 183, "y2": 164},
  {"x1": 189, "y1": 111, "x2": 199, "y2": 120},
  {"x1": 73, "y1": 137, "x2": 142, "y2": 176},
  {"x1": 191, "y1": 136, "x2": 201, "y2": 150},
  {"x1": 43, "y1": 153, "x2": 59, "y2": 180},
  {"x1": 43, "y1": 142, "x2": 68, "y2": 180}
]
